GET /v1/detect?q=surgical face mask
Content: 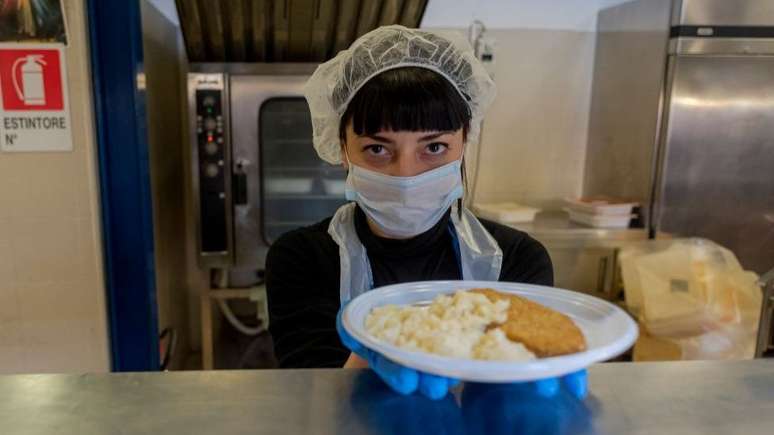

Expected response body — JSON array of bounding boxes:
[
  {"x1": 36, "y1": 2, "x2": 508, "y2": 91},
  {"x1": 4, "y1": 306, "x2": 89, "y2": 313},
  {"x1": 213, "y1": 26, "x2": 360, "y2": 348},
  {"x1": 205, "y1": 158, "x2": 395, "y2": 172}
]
[{"x1": 344, "y1": 158, "x2": 464, "y2": 238}]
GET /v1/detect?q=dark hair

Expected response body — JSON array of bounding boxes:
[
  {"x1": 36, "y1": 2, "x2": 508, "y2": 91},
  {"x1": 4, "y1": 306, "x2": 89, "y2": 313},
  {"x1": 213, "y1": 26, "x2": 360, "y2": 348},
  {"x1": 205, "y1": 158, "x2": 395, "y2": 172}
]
[{"x1": 338, "y1": 67, "x2": 471, "y2": 142}]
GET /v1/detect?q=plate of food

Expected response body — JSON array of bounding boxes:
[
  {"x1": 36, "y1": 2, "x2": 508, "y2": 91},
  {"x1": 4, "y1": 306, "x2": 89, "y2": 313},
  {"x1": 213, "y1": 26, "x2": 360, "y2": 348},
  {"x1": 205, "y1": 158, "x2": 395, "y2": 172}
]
[{"x1": 341, "y1": 281, "x2": 638, "y2": 382}]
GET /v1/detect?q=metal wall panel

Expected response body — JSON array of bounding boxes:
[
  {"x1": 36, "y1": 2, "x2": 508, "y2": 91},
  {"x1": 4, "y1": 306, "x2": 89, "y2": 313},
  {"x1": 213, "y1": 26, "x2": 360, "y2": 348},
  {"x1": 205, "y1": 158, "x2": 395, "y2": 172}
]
[
  {"x1": 250, "y1": 0, "x2": 270, "y2": 61},
  {"x1": 175, "y1": 0, "x2": 427, "y2": 62},
  {"x1": 332, "y1": 0, "x2": 361, "y2": 54},
  {"x1": 354, "y1": 1, "x2": 382, "y2": 38},
  {"x1": 174, "y1": 0, "x2": 207, "y2": 60},
  {"x1": 311, "y1": 0, "x2": 338, "y2": 60},
  {"x1": 399, "y1": 0, "x2": 426, "y2": 27},
  {"x1": 199, "y1": 1, "x2": 227, "y2": 61},
  {"x1": 272, "y1": 0, "x2": 289, "y2": 61},
  {"x1": 378, "y1": 0, "x2": 404, "y2": 27},
  {"x1": 654, "y1": 55, "x2": 774, "y2": 274},
  {"x1": 673, "y1": 0, "x2": 774, "y2": 27},
  {"x1": 224, "y1": 0, "x2": 248, "y2": 61}
]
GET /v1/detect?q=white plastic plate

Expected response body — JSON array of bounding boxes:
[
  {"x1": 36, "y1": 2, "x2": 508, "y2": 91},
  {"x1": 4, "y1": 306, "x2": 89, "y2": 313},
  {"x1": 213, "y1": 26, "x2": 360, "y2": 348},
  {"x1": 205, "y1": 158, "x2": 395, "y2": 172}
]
[{"x1": 342, "y1": 280, "x2": 638, "y2": 383}]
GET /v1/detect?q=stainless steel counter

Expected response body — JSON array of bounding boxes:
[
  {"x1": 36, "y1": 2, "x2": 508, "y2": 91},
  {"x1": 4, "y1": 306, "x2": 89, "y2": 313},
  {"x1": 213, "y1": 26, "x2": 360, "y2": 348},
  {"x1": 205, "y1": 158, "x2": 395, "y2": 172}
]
[
  {"x1": 508, "y1": 211, "x2": 649, "y2": 242},
  {"x1": 1, "y1": 361, "x2": 772, "y2": 434}
]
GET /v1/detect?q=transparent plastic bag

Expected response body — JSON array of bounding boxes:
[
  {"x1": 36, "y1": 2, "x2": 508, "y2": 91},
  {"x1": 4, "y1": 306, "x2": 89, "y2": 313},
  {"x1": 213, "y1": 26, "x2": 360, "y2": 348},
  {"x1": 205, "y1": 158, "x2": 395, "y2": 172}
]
[{"x1": 620, "y1": 238, "x2": 762, "y2": 360}]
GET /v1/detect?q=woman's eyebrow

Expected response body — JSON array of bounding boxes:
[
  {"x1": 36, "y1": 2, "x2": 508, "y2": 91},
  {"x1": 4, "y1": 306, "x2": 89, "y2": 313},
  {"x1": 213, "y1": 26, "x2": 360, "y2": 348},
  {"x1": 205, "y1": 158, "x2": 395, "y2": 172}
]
[
  {"x1": 418, "y1": 131, "x2": 454, "y2": 141},
  {"x1": 363, "y1": 134, "x2": 394, "y2": 144}
]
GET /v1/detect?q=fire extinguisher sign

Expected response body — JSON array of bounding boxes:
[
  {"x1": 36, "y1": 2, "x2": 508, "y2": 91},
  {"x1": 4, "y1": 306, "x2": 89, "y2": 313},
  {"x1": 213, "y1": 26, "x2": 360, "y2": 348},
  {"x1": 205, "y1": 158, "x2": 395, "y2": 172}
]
[{"x1": 0, "y1": 44, "x2": 72, "y2": 152}]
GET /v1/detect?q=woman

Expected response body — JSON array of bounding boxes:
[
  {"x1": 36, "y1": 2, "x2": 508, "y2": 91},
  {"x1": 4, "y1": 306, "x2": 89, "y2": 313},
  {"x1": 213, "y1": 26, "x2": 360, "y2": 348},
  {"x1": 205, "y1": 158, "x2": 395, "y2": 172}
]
[{"x1": 267, "y1": 26, "x2": 584, "y2": 400}]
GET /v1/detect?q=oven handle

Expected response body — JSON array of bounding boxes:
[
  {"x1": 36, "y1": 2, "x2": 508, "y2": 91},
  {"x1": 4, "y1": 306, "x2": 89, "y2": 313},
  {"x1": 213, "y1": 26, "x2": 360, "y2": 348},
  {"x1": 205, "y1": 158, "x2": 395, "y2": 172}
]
[{"x1": 234, "y1": 159, "x2": 249, "y2": 205}]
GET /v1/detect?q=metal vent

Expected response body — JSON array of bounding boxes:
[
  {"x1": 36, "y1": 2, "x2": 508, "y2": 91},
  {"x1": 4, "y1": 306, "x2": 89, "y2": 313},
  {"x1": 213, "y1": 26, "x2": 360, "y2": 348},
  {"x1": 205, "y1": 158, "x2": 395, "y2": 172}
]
[{"x1": 174, "y1": 0, "x2": 428, "y2": 62}]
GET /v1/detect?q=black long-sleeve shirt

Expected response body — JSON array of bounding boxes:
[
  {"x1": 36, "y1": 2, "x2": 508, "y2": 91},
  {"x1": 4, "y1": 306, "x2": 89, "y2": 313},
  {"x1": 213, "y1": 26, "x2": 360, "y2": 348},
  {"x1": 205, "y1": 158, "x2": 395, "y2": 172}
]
[{"x1": 265, "y1": 206, "x2": 553, "y2": 368}]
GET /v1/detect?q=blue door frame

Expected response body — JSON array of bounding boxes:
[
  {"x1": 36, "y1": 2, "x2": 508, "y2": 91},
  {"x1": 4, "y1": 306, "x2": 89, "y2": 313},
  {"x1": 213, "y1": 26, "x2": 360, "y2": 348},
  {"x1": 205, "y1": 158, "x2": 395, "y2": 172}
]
[{"x1": 87, "y1": 0, "x2": 159, "y2": 371}]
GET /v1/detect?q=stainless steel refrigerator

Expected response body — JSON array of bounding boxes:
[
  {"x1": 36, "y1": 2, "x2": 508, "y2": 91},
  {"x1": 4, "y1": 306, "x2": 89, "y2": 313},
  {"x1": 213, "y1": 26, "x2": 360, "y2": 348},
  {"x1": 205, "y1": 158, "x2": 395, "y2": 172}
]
[{"x1": 585, "y1": 0, "x2": 774, "y2": 274}]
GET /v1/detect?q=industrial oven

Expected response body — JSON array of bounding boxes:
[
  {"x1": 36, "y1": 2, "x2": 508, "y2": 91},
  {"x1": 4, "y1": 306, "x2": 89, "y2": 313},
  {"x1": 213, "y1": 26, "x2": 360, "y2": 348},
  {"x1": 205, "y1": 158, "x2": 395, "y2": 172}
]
[{"x1": 188, "y1": 64, "x2": 348, "y2": 285}]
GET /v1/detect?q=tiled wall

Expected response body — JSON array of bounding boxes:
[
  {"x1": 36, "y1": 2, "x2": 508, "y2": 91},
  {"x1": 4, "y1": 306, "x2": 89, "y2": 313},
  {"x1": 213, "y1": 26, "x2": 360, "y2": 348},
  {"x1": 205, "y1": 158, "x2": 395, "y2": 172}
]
[{"x1": 0, "y1": 0, "x2": 110, "y2": 373}]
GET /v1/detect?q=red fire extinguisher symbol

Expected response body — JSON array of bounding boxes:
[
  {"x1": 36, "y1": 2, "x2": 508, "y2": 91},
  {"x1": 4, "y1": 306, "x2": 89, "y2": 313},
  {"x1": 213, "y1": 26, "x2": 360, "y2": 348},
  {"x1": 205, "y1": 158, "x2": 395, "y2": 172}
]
[{"x1": 0, "y1": 48, "x2": 64, "y2": 111}]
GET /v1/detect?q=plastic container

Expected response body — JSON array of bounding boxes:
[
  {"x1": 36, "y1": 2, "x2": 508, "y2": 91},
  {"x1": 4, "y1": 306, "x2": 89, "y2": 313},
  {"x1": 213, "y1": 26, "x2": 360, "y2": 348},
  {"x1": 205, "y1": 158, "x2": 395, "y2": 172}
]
[
  {"x1": 565, "y1": 197, "x2": 638, "y2": 216},
  {"x1": 566, "y1": 208, "x2": 633, "y2": 228},
  {"x1": 341, "y1": 280, "x2": 638, "y2": 383},
  {"x1": 472, "y1": 202, "x2": 540, "y2": 223}
]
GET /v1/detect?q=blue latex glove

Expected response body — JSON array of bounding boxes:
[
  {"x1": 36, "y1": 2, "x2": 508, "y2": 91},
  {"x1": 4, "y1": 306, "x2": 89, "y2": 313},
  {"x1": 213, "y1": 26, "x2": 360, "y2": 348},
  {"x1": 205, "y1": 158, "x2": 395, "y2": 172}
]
[{"x1": 336, "y1": 309, "x2": 588, "y2": 400}]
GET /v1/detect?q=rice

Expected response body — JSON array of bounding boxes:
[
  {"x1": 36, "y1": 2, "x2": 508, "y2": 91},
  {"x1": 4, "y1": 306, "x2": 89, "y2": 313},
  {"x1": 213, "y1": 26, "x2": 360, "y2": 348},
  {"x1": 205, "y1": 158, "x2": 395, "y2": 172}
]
[{"x1": 365, "y1": 290, "x2": 535, "y2": 361}]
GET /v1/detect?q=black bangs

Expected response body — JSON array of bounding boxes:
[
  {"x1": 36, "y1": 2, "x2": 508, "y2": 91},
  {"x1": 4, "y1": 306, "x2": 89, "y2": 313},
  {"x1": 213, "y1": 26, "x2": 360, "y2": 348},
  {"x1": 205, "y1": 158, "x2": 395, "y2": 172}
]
[{"x1": 339, "y1": 67, "x2": 471, "y2": 141}]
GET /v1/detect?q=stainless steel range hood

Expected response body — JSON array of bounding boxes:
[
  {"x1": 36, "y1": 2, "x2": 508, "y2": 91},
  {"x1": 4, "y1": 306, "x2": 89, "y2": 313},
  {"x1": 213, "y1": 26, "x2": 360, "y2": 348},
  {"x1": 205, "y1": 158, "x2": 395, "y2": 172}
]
[{"x1": 174, "y1": 0, "x2": 428, "y2": 62}]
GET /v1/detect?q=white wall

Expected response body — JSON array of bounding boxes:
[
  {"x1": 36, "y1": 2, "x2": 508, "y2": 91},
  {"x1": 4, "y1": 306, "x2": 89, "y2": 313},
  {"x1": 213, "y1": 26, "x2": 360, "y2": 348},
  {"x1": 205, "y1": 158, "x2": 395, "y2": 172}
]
[{"x1": 423, "y1": 0, "x2": 603, "y2": 31}]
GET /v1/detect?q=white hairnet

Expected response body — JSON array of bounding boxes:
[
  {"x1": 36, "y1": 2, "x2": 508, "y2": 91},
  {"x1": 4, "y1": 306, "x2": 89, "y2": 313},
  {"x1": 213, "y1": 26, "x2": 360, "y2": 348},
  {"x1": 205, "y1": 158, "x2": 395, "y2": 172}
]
[{"x1": 303, "y1": 25, "x2": 496, "y2": 164}]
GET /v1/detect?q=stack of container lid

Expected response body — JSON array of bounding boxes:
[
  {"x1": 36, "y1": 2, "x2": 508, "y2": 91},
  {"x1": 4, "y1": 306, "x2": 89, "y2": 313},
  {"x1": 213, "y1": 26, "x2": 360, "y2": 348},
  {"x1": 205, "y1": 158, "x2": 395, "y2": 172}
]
[
  {"x1": 565, "y1": 197, "x2": 638, "y2": 228},
  {"x1": 472, "y1": 202, "x2": 541, "y2": 224}
]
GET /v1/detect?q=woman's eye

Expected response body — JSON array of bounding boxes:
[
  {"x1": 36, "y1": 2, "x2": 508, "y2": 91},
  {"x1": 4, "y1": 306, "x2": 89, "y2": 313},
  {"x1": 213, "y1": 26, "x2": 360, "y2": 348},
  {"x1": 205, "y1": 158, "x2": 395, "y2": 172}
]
[
  {"x1": 364, "y1": 144, "x2": 386, "y2": 155},
  {"x1": 425, "y1": 142, "x2": 449, "y2": 155}
]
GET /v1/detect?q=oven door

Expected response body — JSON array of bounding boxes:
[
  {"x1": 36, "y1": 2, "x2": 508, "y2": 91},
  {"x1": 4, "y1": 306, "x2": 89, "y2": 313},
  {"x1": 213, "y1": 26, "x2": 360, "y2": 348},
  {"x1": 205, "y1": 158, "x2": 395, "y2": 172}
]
[{"x1": 230, "y1": 73, "x2": 347, "y2": 275}]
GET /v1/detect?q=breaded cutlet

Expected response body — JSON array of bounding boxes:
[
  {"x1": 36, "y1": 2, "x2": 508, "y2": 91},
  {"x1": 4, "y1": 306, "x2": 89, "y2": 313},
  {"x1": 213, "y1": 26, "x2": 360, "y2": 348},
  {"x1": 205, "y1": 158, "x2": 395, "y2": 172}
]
[{"x1": 471, "y1": 288, "x2": 587, "y2": 357}]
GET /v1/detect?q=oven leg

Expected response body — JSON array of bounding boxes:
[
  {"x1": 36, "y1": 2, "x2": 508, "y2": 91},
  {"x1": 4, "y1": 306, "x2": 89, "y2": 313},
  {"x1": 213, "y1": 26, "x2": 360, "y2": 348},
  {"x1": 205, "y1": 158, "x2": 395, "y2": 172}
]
[{"x1": 201, "y1": 286, "x2": 214, "y2": 370}]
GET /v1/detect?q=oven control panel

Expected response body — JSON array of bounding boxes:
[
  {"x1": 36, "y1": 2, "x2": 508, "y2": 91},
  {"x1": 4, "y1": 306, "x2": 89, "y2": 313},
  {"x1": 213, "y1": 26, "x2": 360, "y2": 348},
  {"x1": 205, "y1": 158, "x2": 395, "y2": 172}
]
[{"x1": 191, "y1": 74, "x2": 232, "y2": 266}]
